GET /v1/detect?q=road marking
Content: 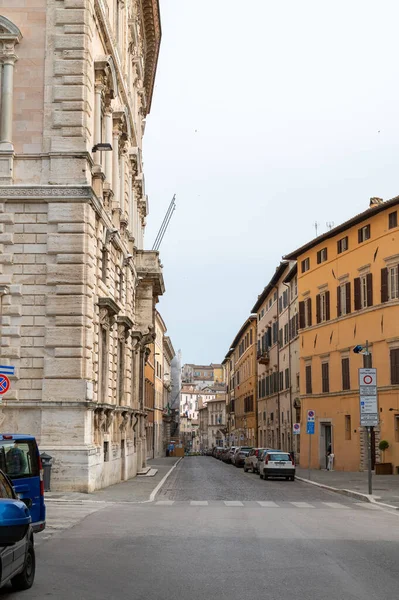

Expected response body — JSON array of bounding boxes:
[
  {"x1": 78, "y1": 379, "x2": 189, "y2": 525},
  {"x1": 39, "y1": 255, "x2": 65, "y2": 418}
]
[
  {"x1": 148, "y1": 457, "x2": 183, "y2": 503},
  {"x1": 290, "y1": 501, "x2": 314, "y2": 508},
  {"x1": 322, "y1": 502, "x2": 348, "y2": 509},
  {"x1": 155, "y1": 500, "x2": 175, "y2": 505},
  {"x1": 190, "y1": 501, "x2": 209, "y2": 506},
  {"x1": 224, "y1": 501, "x2": 244, "y2": 506},
  {"x1": 355, "y1": 502, "x2": 380, "y2": 509},
  {"x1": 257, "y1": 501, "x2": 279, "y2": 507}
]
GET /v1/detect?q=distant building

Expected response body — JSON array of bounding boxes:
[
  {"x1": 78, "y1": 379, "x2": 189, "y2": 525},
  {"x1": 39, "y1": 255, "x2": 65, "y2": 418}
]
[{"x1": 182, "y1": 363, "x2": 224, "y2": 389}]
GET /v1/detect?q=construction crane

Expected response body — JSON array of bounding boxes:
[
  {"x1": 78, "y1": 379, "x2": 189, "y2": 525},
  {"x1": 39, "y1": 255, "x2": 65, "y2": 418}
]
[{"x1": 152, "y1": 194, "x2": 176, "y2": 251}]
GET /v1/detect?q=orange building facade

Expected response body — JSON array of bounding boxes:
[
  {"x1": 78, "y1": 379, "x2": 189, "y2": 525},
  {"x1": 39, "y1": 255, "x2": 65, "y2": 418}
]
[
  {"x1": 285, "y1": 197, "x2": 399, "y2": 472},
  {"x1": 228, "y1": 317, "x2": 258, "y2": 446}
]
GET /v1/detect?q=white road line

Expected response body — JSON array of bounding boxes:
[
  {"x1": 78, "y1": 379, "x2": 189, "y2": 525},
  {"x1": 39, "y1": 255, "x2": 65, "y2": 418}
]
[
  {"x1": 224, "y1": 501, "x2": 244, "y2": 506},
  {"x1": 148, "y1": 457, "x2": 183, "y2": 503},
  {"x1": 290, "y1": 501, "x2": 314, "y2": 508},
  {"x1": 322, "y1": 502, "x2": 348, "y2": 509},
  {"x1": 257, "y1": 501, "x2": 279, "y2": 507},
  {"x1": 155, "y1": 500, "x2": 175, "y2": 506},
  {"x1": 190, "y1": 501, "x2": 209, "y2": 506}
]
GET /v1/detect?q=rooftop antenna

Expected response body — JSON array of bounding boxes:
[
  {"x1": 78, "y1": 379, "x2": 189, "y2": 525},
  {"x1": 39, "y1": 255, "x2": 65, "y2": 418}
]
[
  {"x1": 152, "y1": 194, "x2": 176, "y2": 251},
  {"x1": 326, "y1": 221, "x2": 335, "y2": 231},
  {"x1": 314, "y1": 221, "x2": 320, "y2": 237}
]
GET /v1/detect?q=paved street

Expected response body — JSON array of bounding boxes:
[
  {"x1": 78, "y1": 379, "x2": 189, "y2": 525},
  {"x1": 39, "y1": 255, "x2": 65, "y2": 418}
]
[{"x1": 6, "y1": 457, "x2": 399, "y2": 599}]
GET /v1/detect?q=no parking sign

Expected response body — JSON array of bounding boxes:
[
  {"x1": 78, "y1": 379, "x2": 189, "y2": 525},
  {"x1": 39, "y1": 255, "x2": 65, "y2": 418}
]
[{"x1": 293, "y1": 423, "x2": 300, "y2": 435}]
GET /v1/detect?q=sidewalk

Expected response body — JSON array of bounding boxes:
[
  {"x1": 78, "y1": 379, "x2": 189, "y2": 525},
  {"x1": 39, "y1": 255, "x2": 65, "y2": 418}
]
[
  {"x1": 45, "y1": 457, "x2": 182, "y2": 504},
  {"x1": 296, "y1": 467, "x2": 399, "y2": 509}
]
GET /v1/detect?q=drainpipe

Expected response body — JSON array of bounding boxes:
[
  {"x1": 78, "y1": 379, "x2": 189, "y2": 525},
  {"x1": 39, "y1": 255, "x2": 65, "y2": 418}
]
[
  {"x1": 283, "y1": 281, "x2": 293, "y2": 456},
  {"x1": 276, "y1": 285, "x2": 281, "y2": 450}
]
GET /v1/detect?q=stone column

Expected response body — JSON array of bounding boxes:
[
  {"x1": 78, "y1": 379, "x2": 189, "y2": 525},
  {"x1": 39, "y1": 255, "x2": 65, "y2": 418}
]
[
  {"x1": 0, "y1": 57, "x2": 16, "y2": 146},
  {"x1": 94, "y1": 84, "x2": 103, "y2": 146},
  {"x1": 128, "y1": 171, "x2": 133, "y2": 233},
  {"x1": 120, "y1": 152, "x2": 125, "y2": 214},
  {"x1": 104, "y1": 108, "x2": 113, "y2": 185}
]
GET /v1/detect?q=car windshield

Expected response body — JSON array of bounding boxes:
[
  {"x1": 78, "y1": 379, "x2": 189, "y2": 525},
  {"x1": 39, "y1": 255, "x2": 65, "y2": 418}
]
[{"x1": 268, "y1": 454, "x2": 291, "y2": 462}]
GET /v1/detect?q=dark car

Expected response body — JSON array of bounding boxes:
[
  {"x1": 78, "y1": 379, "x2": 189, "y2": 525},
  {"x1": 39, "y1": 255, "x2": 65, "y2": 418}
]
[
  {"x1": 214, "y1": 447, "x2": 225, "y2": 459},
  {"x1": 235, "y1": 449, "x2": 252, "y2": 468},
  {"x1": 0, "y1": 468, "x2": 36, "y2": 591},
  {"x1": 221, "y1": 448, "x2": 231, "y2": 462}
]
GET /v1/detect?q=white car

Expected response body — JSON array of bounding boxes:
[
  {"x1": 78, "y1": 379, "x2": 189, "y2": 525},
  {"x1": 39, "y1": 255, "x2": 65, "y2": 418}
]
[{"x1": 259, "y1": 451, "x2": 295, "y2": 481}]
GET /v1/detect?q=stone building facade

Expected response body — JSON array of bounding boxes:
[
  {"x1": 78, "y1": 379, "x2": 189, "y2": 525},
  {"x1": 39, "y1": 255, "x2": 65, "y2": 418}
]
[{"x1": 0, "y1": 1, "x2": 164, "y2": 491}]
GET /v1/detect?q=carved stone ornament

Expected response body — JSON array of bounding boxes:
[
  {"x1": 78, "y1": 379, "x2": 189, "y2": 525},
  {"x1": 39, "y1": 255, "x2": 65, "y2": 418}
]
[
  {"x1": 98, "y1": 297, "x2": 120, "y2": 330},
  {"x1": 0, "y1": 16, "x2": 22, "y2": 60},
  {"x1": 95, "y1": 408, "x2": 106, "y2": 432},
  {"x1": 131, "y1": 330, "x2": 143, "y2": 352},
  {"x1": 120, "y1": 411, "x2": 130, "y2": 432},
  {"x1": 117, "y1": 316, "x2": 133, "y2": 343},
  {"x1": 105, "y1": 408, "x2": 115, "y2": 432},
  {"x1": 141, "y1": 326, "x2": 156, "y2": 348}
]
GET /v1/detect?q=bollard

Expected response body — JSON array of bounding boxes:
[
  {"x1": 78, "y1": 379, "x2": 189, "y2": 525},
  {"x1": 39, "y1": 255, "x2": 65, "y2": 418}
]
[{"x1": 40, "y1": 452, "x2": 53, "y2": 492}]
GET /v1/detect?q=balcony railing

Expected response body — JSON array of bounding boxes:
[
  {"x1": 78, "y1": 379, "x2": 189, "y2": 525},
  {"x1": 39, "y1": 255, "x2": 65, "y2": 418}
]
[{"x1": 257, "y1": 349, "x2": 270, "y2": 365}]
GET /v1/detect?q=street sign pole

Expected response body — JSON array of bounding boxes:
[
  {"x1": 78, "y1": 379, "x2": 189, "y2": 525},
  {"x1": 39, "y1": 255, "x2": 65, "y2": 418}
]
[
  {"x1": 306, "y1": 410, "x2": 315, "y2": 481},
  {"x1": 308, "y1": 434, "x2": 312, "y2": 481},
  {"x1": 362, "y1": 340, "x2": 374, "y2": 495}
]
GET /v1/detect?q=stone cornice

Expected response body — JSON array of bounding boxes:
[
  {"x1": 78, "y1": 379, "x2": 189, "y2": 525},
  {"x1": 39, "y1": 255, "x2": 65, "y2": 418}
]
[
  {"x1": 141, "y1": 0, "x2": 161, "y2": 113},
  {"x1": 0, "y1": 185, "x2": 94, "y2": 200}
]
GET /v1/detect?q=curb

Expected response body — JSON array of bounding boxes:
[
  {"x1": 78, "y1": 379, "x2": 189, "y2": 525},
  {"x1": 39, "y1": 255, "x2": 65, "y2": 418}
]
[
  {"x1": 296, "y1": 476, "x2": 399, "y2": 511},
  {"x1": 145, "y1": 456, "x2": 183, "y2": 503}
]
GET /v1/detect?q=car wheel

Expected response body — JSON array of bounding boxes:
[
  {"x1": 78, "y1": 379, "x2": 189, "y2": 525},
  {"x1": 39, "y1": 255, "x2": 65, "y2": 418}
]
[
  {"x1": 11, "y1": 540, "x2": 35, "y2": 591},
  {"x1": 264, "y1": 474, "x2": 268, "y2": 480},
  {"x1": 259, "y1": 471, "x2": 263, "y2": 479},
  {"x1": 290, "y1": 476, "x2": 295, "y2": 481}
]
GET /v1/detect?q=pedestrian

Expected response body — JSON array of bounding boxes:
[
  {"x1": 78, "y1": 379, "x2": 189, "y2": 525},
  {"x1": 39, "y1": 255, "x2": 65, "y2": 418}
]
[{"x1": 326, "y1": 443, "x2": 332, "y2": 470}]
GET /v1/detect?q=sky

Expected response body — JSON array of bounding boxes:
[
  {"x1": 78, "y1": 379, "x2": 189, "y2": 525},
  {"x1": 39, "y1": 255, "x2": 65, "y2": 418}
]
[{"x1": 143, "y1": 0, "x2": 399, "y2": 365}]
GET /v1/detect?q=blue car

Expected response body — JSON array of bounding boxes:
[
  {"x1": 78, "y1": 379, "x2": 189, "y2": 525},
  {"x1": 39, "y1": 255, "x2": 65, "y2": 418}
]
[
  {"x1": 0, "y1": 469, "x2": 35, "y2": 591},
  {"x1": 0, "y1": 435, "x2": 46, "y2": 533}
]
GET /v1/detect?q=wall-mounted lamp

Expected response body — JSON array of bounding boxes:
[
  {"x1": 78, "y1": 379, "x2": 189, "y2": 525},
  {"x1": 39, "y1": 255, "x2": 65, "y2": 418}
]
[
  {"x1": 389, "y1": 408, "x2": 399, "y2": 411},
  {"x1": 92, "y1": 143, "x2": 113, "y2": 153}
]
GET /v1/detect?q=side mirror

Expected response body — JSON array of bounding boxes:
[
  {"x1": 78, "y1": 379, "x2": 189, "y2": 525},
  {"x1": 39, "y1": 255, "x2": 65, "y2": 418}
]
[{"x1": 0, "y1": 499, "x2": 31, "y2": 546}]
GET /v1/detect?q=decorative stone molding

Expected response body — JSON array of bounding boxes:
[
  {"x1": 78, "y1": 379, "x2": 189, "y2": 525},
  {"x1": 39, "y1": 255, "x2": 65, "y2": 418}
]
[
  {"x1": 104, "y1": 408, "x2": 115, "y2": 432},
  {"x1": 141, "y1": 0, "x2": 161, "y2": 113},
  {"x1": 120, "y1": 410, "x2": 130, "y2": 432},
  {"x1": 117, "y1": 315, "x2": 133, "y2": 342},
  {"x1": 94, "y1": 55, "x2": 119, "y2": 100},
  {"x1": 0, "y1": 186, "x2": 94, "y2": 199},
  {"x1": 98, "y1": 297, "x2": 120, "y2": 329},
  {"x1": 141, "y1": 325, "x2": 156, "y2": 348}
]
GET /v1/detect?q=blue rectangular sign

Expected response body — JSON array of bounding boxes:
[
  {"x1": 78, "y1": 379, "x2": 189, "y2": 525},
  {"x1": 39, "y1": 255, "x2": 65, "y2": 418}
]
[
  {"x1": 0, "y1": 365, "x2": 14, "y2": 376},
  {"x1": 306, "y1": 422, "x2": 315, "y2": 435}
]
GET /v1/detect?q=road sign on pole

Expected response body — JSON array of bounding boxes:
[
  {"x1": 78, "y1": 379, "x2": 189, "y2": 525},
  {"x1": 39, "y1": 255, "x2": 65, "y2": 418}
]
[
  {"x1": 293, "y1": 423, "x2": 300, "y2": 435},
  {"x1": 359, "y1": 368, "x2": 378, "y2": 427},
  {"x1": 307, "y1": 410, "x2": 315, "y2": 480},
  {"x1": 0, "y1": 365, "x2": 14, "y2": 376},
  {"x1": 0, "y1": 374, "x2": 10, "y2": 395}
]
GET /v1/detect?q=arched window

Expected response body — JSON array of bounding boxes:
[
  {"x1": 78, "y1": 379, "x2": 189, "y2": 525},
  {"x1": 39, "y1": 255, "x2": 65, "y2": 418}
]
[{"x1": 0, "y1": 16, "x2": 22, "y2": 149}]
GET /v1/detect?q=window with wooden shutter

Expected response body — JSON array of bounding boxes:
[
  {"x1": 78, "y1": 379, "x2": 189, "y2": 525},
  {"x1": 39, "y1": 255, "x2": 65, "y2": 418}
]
[
  {"x1": 366, "y1": 273, "x2": 373, "y2": 307},
  {"x1": 342, "y1": 357, "x2": 350, "y2": 390},
  {"x1": 388, "y1": 265, "x2": 399, "y2": 300},
  {"x1": 325, "y1": 291, "x2": 330, "y2": 320},
  {"x1": 299, "y1": 301, "x2": 305, "y2": 328},
  {"x1": 321, "y1": 362, "x2": 329, "y2": 393},
  {"x1": 285, "y1": 368, "x2": 290, "y2": 389},
  {"x1": 381, "y1": 268, "x2": 388, "y2": 302},
  {"x1": 345, "y1": 282, "x2": 351, "y2": 314},
  {"x1": 305, "y1": 365, "x2": 312, "y2": 394},
  {"x1": 354, "y1": 277, "x2": 361, "y2": 310},
  {"x1": 391, "y1": 349, "x2": 399, "y2": 385},
  {"x1": 388, "y1": 211, "x2": 398, "y2": 229},
  {"x1": 337, "y1": 285, "x2": 341, "y2": 317},
  {"x1": 316, "y1": 294, "x2": 321, "y2": 323},
  {"x1": 306, "y1": 297, "x2": 312, "y2": 327},
  {"x1": 358, "y1": 224, "x2": 371, "y2": 243}
]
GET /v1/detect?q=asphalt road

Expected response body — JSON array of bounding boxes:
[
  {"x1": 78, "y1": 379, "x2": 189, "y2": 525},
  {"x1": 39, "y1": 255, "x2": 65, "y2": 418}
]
[{"x1": 6, "y1": 457, "x2": 399, "y2": 600}]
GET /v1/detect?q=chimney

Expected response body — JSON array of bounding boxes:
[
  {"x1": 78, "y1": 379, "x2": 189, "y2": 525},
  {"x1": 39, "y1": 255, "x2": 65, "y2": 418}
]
[{"x1": 369, "y1": 197, "x2": 384, "y2": 208}]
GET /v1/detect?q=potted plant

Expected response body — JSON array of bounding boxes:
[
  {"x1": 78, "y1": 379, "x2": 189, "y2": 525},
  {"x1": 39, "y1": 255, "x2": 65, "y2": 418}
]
[{"x1": 375, "y1": 440, "x2": 393, "y2": 475}]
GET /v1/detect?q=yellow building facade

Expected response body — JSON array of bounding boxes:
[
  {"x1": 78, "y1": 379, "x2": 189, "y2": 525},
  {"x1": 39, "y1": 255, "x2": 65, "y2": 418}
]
[
  {"x1": 229, "y1": 317, "x2": 258, "y2": 446},
  {"x1": 285, "y1": 197, "x2": 399, "y2": 472}
]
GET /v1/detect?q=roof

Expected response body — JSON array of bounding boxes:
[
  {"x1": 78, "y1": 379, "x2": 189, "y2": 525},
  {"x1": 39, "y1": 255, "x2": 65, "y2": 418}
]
[
  {"x1": 251, "y1": 261, "x2": 289, "y2": 313},
  {"x1": 229, "y1": 316, "x2": 257, "y2": 351},
  {"x1": 284, "y1": 195, "x2": 399, "y2": 260}
]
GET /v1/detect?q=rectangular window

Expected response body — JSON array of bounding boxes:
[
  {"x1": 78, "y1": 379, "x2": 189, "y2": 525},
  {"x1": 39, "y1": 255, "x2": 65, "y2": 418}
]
[
  {"x1": 321, "y1": 362, "x2": 330, "y2": 393},
  {"x1": 337, "y1": 236, "x2": 349, "y2": 254},
  {"x1": 388, "y1": 266, "x2": 399, "y2": 300},
  {"x1": 99, "y1": 326, "x2": 108, "y2": 403},
  {"x1": 283, "y1": 289, "x2": 288, "y2": 308},
  {"x1": 279, "y1": 297, "x2": 283, "y2": 313},
  {"x1": 272, "y1": 321, "x2": 278, "y2": 344},
  {"x1": 101, "y1": 248, "x2": 108, "y2": 283},
  {"x1": 250, "y1": 328, "x2": 253, "y2": 345},
  {"x1": 301, "y1": 257, "x2": 310, "y2": 273},
  {"x1": 103, "y1": 441, "x2": 109, "y2": 462},
  {"x1": 388, "y1": 211, "x2": 398, "y2": 229},
  {"x1": 395, "y1": 415, "x2": 399, "y2": 443},
  {"x1": 266, "y1": 376, "x2": 270, "y2": 396},
  {"x1": 358, "y1": 224, "x2": 371, "y2": 243},
  {"x1": 278, "y1": 328, "x2": 283, "y2": 347},
  {"x1": 284, "y1": 323, "x2": 289, "y2": 345},
  {"x1": 355, "y1": 274, "x2": 373, "y2": 309},
  {"x1": 342, "y1": 357, "x2": 350, "y2": 390},
  {"x1": 299, "y1": 298, "x2": 312, "y2": 329},
  {"x1": 279, "y1": 371, "x2": 284, "y2": 392},
  {"x1": 317, "y1": 247, "x2": 328, "y2": 264},
  {"x1": 244, "y1": 396, "x2": 254, "y2": 412},
  {"x1": 305, "y1": 365, "x2": 312, "y2": 394},
  {"x1": 117, "y1": 339, "x2": 124, "y2": 405},
  {"x1": 337, "y1": 282, "x2": 351, "y2": 317},
  {"x1": 391, "y1": 348, "x2": 399, "y2": 385},
  {"x1": 345, "y1": 415, "x2": 352, "y2": 440},
  {"x1": 316, "y1": 291, "x2": 330, "y2": 323}
]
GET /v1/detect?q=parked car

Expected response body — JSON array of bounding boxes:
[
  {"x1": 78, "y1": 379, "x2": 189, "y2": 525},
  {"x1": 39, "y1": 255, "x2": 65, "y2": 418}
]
[
  {"x1": 0, "y1": 434, "x2": 46, "y2": 533},
  {"x1": 0, "y1": 468, "x2": 36, "y2": 591},
  {"x1": 235, "y1": 449, "x2": 252, "y2": 468},
  {"x1": 250, "y1": 448, "x2": 279, "y2": 474},
  {"x1": 259, "y1": 451, "x2": 295, "y2": 481},
  {"x1": 231, "y1": 447, "x2": 252, "y2": 466},
  {"x1": 223, "y1": 447, "x2": 237, "y2": 464},
  {"x1": 244, "y1": 448, "x2": 267, "y2": 473},
  {"x1": 214, "y1": 447, "x2": 225, "y2": 460},
  {"x1": 220, "y1": 448, "x2": 231, "y2": 462}
]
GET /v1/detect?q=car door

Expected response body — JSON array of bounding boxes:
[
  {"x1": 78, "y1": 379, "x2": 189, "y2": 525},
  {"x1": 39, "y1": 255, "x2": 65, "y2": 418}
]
[{"x1": 0, "y1": 471, "x2": 21, "y2": 580}]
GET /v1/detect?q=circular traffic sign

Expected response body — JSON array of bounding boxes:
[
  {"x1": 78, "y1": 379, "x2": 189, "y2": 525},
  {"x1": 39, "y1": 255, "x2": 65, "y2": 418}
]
[
  {"x1": 363, "y1": 375, "x2": 373, "y2": 385},
  {"x1": 293, "y1": 424, "x2": 300, "y2": 431},
  {"x1": 308, "y1": 410, "x2": 315, "y2": 418},
  {"x1": 0, "y1": 375, "x2": 10, "y2": 395}
]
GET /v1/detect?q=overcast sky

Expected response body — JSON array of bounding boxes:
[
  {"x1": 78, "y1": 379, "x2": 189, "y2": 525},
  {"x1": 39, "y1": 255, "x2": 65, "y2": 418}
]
[{"x1": 143, "y1": 0, "x2": 399, "y2": 365}]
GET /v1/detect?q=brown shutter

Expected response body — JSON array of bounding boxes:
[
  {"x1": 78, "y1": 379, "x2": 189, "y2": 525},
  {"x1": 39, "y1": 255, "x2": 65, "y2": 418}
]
[
  {"x1": 366, "y1": 273, "x2": 373, "y2": 307},
  {"x1": 325, "y1": 291, "x2": 330, "y2": 321},
  {"x1": 299, "y1": 301, "x2": 305, "y2": 328},
  {"x1": 358, "y1": 228, "x2": 362, "y2": 243},
  {"x1": 381, "y1": 267, "x2": 388, "y2": 303},
  {"x1": 391, "y1": 349, "x2": 399, "y2": 385},
  {"x1": 337, "y1": 285, "x2": 341, "y2": 317},
  {"x1": 354, "y1": 277, "x2": 361, "y2": 310},
  {"x1": 346, "y1": 282, "x2": 351, "y2": 314},
  {"x1": 316, "y1": 294, "x2": 321, "y2": 323},
  {"x1": 307, "y1": 298, "x2": 312, "y2": 326}
]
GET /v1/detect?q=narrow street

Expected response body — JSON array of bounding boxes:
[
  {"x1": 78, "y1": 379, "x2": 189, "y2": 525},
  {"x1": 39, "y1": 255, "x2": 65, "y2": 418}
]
[{"x1": 6, "y1": 457, "x2": 399, "y2": 600}]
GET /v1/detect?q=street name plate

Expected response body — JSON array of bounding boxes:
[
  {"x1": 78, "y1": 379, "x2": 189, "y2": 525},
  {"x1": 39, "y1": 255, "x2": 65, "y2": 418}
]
[{"x1": 359, "y1": 368, "x2": 378, "y2": 427}]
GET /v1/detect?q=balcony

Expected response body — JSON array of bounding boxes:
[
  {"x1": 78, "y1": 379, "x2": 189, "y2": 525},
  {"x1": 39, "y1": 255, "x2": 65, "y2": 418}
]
[{"x1": 257, "y1": 349, "x2": 270, "y2": 365}]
